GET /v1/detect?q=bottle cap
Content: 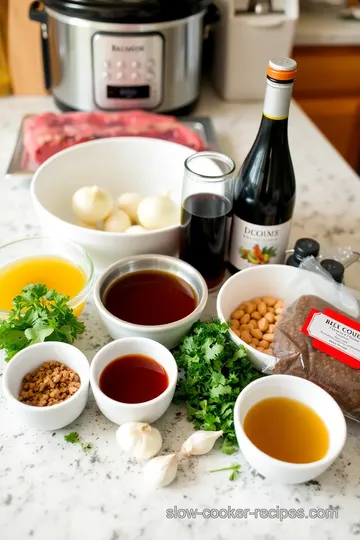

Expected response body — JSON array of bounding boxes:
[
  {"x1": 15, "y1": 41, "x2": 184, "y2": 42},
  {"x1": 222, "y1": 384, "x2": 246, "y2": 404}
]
[
  {"x1": 320, "y1": 259, "x2": 345, "y2": 283},
  {"x1": 294, "y1": 238, "x2": 320, "y2": 260},
  {"x1": 287, "y1": 238, "x2": 320, "y2": 267},
  {"x1": 267, "y1": 58, "x2": 297, "y2": 82}
]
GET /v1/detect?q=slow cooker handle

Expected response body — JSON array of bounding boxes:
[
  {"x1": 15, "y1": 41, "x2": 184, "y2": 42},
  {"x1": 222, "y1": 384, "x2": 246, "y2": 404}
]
[{"x1": 29, "y1": 1, "x2": 51, "y2": 90}]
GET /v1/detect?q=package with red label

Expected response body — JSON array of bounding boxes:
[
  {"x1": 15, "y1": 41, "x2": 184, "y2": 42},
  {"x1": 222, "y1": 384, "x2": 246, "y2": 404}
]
[{"x1": 264, "y1": 261, "x2": 360, "y2": 422}]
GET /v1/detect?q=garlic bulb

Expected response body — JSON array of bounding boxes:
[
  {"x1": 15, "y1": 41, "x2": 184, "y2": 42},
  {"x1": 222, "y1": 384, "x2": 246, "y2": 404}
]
[
  {"x1": 137, "y1": 196, "x2": 179, "y2": 230},
  {"x1": 181, "y1": 430, "x2": 223, "y2": 457},
  {"x1": 116, "y1": 422, "x2": 162, "y2": 460},
  {"x1": 143, "y1": 454, "x2": 178, "y2": 488},
  {"x1": 103, "y1": 209, "x2": 131, "y2": 232},
  {"x1": 117, "y1": 192, "x2": 143, "y2": 223},
  {"x1": 72, "y1": 185, "x2": 113, "y2": 224},
  {"x1": 76, "y1": 220, "x2": 98, "y2": 230},
  {"x1": 125, "y1": 225, "x2": 147, "y2": 234}
]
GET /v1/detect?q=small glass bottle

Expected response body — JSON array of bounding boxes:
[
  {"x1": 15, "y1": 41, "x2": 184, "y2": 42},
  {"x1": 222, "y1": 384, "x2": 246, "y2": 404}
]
[{"x1": 286, "y1": 238, "x2": 320, "y2": 267}]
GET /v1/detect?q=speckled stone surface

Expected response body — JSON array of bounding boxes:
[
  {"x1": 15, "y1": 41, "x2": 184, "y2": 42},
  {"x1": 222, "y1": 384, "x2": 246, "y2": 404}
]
[{"x1": 0, "y1": 88, "x2": 359, "y2": 540}]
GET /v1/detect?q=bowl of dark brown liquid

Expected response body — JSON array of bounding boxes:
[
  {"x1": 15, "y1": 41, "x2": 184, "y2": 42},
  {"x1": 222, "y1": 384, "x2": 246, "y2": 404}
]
[
  {"x1": 94, "y1": 254, "x2": 208, "y2": 349},
  {"x1": 90, "y1": 336, "x2": 178, "y2": 424}
]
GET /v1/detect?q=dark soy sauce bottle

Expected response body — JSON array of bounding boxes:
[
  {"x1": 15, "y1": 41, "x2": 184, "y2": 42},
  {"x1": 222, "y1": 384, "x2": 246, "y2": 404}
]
[{"x1": 228, "y1": 58, "x2": 297, "y2": 273}]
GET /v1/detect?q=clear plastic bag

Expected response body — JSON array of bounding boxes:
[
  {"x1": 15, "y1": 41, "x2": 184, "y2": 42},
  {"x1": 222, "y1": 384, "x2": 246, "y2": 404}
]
[{"x1": 264, "y1": 260, "x2": 360, "y2": 422}]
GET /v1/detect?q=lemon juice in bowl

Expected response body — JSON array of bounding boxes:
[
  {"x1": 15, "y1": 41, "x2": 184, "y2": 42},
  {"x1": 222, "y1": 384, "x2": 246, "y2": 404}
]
[{"x1": 0, "y1": 237, "x2": 94, "y2": 318}]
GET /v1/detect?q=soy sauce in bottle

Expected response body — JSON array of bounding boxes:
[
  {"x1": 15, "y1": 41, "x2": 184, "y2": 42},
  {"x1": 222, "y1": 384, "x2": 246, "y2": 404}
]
[{"x1": 228, "y1": 58, "x2": 297, "y2": 272}]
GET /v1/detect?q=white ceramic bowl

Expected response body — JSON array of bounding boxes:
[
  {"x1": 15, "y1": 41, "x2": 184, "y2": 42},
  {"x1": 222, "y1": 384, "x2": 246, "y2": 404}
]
[
  {"x1": 90, "y1": 337, "x2": 178, "y2": 425},
  {"x1": 234, "y1": 374, "x2": 347, "y2": 484},
  {"x1": 30, "y1": 137, "x2": 195, "y2": 270},
  {"x1": 3, "y1": 342, "x2": 90, "y2": 431},
  {"x1": 217, "y1": 264, "x2": 360, "y2": 371},
  {"x1": 94, "y1": 254, "x2": 208, "y2": 349}
]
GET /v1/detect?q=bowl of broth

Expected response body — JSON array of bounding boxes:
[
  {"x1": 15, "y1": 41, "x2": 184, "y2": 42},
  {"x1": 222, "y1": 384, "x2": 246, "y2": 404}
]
[
  {"x1": 90, "y1": 337, "x2": 178, "y2": 424},
  {"x1": 94, "y1": 254, "x2": 208, "y2": 349},
  {"x1": 234, "y1": 375, "x2": 347, "y2": 484},
  {"x1": 0, "y1": 237, "x2": 94, "y2": 318}
]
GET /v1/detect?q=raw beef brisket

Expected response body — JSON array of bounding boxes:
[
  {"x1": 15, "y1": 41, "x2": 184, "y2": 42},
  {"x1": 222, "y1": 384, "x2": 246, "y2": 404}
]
[{"x1": 23, "y1": 110, "x2": 205, "y2": 166}]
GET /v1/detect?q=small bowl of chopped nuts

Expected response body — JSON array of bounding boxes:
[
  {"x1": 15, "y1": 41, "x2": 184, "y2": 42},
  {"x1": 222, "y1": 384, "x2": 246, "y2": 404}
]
[{"x1": 3, "y1": 342, "x2": 90, "y2": 430}]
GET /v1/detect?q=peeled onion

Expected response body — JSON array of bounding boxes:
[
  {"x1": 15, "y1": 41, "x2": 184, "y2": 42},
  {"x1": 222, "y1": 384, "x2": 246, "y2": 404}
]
[
  {"x1": 72, "y1": 185, "x2": 113, "y2": 224},
  {"x1": 117, "y1": 192, "x2": 143, "y2": 223},
  {"x1": 125, "y1": 225, "x2": 147, "y2": 234},
  {"x1": 103, "y1": 209, "x2": 131, "y2": 232},
  {"x1": 76, "y1": 220, "x2": 98, "y2": 230},
  {"x1": 137, "y1": 196, "x2": 179, "y2": 230}
]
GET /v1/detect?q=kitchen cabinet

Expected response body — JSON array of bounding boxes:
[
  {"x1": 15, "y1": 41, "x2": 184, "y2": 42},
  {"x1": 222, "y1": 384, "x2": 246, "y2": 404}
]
[
  {"x1": 292, "y1": 45, "x2": 360, "y2": 173},
  {"x1": 7, "y1": 0, "x2": 47, "y2": 95}
]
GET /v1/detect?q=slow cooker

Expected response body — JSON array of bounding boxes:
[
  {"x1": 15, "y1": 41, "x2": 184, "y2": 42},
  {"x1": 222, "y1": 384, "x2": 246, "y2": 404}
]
[{"x1": 29, "y1": 0, "x2": 211, "y2": 113}]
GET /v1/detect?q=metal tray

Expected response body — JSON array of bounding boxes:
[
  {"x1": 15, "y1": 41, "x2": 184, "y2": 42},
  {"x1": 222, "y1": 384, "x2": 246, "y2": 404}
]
[{"x1": 5, "y1": 114, "x2": 220, "y2": 179}]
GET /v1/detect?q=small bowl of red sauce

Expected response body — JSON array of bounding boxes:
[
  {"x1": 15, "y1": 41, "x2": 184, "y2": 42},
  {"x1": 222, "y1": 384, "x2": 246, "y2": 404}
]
[
  {"x1": 94, "y1": 254, "x2": 208, "y2": 349},
  {"x1": 90, "y1": 337, "x2": 178, "y2": 424}
]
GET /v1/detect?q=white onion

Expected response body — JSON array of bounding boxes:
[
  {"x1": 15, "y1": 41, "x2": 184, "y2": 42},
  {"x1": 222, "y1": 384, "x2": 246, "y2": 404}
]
[
  {"x1": 72, "y1": 185, "x2": 113, "y2": 224},
  {"x1": 137, "y1": 196, "x2": 179, "y2": 230},
  {"x1": 125, "y1": 225, "x2": 147, "y2": 234},
  {"x1": 103, "y1": 209, "x2": 131, "y2": 232},
  {"x1": 117, "y1": 192, "x2": 143, "y2": 223},
  {"x1": 75, "y1": 220, "x2": 98, "y2": 230}
]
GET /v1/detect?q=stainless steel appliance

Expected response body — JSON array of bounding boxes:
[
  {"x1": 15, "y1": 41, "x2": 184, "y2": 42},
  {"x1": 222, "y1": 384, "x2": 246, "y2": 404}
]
[{"x1": 29, "y1": 0, "x2": 210, "y2": 113}]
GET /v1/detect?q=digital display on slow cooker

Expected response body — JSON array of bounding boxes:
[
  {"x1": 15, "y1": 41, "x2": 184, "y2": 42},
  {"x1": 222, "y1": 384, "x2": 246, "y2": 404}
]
[{"x1": 107, "y1": 85, "x2": 150, "y2": 99}]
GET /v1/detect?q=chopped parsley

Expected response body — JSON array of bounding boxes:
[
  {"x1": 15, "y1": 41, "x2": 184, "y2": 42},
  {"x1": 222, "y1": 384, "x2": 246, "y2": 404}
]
[
  {"x1": 64, "y1": 432, "x2": 92, "y2": 452},
  {"x1": 0, "y1": 284, "x2": 85, "y2": 362},
  {"x1": 173, "y1": 319, "x2": 262, "y2": 454}
]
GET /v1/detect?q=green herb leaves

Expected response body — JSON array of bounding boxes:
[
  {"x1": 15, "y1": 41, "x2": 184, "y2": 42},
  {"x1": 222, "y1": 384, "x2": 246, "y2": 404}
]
[
  {"x1": 173, "y1": 319, "x2": 262, "y2": 454},
  {"x1": 64, "y1": 432, "x2": 92, "y2": 452},
  {"x1": 64, "y1": 431, "x2": 81, "y2": 444},
  {"x1": 210, "y1": 464, "x2": 241, "y2": 481},
  {"x1": 0, "y1": 283, "x2": 85, "y2": 361}
]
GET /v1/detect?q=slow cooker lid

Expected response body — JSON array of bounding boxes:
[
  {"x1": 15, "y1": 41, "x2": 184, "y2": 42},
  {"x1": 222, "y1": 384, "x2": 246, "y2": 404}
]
[{"x1": 43, "y1": 0, "x2": 210, "y2": 23}]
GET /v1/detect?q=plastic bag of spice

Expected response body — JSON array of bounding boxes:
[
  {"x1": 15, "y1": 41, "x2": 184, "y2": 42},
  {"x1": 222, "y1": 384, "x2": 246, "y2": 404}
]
[{"x1": 263, "y1": 261, "x2": 360, "y2": 422}]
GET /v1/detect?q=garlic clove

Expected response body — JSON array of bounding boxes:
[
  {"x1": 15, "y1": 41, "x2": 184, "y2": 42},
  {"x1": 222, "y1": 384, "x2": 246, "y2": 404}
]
[
  {"x1": 116, "y1": 422, "x2": 162, "y2": 460},
  {"x1": 181, "y1": 430, "x2": 223, "y2": 457},
  {"x1": 143, "y1": 454, "x2": 178, "y2": 488},
  {"x1": 117, "y1": 192, "x2": 143, "y2": 223},
  {"x1": 103, "y1": 209, "x2": 131, "y2": 233},
  {"x1": 72, "y1": 185, "x2": 113, "y2": 224}
]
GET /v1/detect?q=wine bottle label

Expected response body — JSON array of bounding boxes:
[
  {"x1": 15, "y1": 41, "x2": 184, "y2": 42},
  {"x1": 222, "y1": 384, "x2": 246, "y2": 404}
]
[{"x1": 229, "y1": 217, "x2": 292, "y2": 269}]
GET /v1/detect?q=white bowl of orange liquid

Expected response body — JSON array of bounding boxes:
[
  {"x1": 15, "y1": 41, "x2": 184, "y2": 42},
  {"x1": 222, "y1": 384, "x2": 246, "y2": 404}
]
[
  {"x1": 0, "y1": 236, "x2": 94, "y2": 318},
  {"x1": 234, "y1": 375, "x2": 347, "y2": 484}
]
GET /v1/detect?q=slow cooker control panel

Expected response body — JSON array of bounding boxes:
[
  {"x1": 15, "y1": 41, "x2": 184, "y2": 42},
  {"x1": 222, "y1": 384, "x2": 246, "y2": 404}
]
[{"x1": 92, "y1": 33, "x2": 164, "y2": 110}]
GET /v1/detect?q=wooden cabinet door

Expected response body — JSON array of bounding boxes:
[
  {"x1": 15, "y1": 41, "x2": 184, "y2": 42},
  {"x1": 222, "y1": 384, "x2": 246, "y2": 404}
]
[
  {"x1": 296, "y1": 97, "x2": 360, "y2": 173},
  {"x1": 8, "y1": 0, "x2": 48, "y2": 94}
]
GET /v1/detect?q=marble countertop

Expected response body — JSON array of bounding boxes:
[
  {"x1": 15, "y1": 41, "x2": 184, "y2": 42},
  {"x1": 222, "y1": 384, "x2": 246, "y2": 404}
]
[
  {"x1": 296, "y1": 4, "x2": 360, "y2": 46},
  {"x1": 0, "y1": 88, "x2": 360, "y2": 540}
]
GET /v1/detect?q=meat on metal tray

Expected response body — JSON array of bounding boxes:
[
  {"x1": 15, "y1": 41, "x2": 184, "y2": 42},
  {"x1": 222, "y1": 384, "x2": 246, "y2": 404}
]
[{"x1": 6, "y1": 114, "x2": 220, "y2": 179}]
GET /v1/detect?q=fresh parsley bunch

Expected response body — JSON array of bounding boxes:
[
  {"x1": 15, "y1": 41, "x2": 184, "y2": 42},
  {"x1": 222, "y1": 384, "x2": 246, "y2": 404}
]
[
  {"x1": 173, "y1": 319, "x2": 262, "y2": 454},
  {"x1": 0, "y1": 283, "x2": 85, "y2": 361}
]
